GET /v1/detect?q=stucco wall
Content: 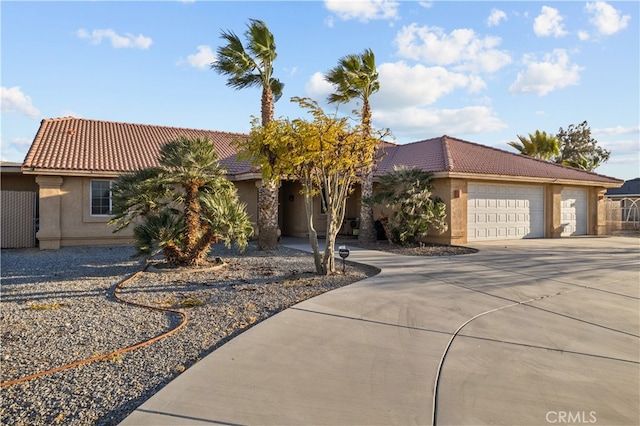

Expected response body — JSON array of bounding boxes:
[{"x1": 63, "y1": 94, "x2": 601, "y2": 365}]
[
  {"x1": 1, "y1": 172, "x2": 38, "y2": 192},
  {"x1": 233, "y1": 180, "x2": 259, "y2": 236},
  {"x1": 57, "y1": 176, "x2": 134, "y2": 248},
  {"x1": 427, "y1": 178, "x2": 467, "y2": 246},
  {"x1": 35, "y1": 175, "x2": 260, "y2": 249},
  {"x1": 279, "y1": 181, "x2": 330, "y2": 238},
  {"x1": 33, "y1": 171, "x2": 613, "y2": 249}
]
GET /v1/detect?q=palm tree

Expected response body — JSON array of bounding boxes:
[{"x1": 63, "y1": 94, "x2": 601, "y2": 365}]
[
  {"x1": 110, "y1": 137, "x2": 253, "y2": 267},
  {"x1": 508, "y1": 130, "x2": 559, "y2": 161},
  {"x1": 325, "y1": 48, "x2": 380, "y2": 243},
  {"x1": 212, "y1": 19, "x2": 284, "y2": 250}
]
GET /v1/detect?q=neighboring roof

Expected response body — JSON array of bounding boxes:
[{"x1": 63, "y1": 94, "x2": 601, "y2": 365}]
[
  {"x1": 22, "y1": 117, "x2": 254, "y2": 177},
  {"x1": 606, "y1": 177, "x2": 640, "y2": 197},
  {"x1": 1, "y1": 162, "x2": 25, "y2": 177},
  {"x1": 377, "y1": 136, "x2": 623, "y2": 186}
]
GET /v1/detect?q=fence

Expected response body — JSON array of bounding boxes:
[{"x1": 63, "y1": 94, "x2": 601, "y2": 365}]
[
  {"x1": 604, "y1": 197, "x2": 640, "y2": 233},
  {"x1": 1, "y1": 191, "x2": 37, "y2": 248}
]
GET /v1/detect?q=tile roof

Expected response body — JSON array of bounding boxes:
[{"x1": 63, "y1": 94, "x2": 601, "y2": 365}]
[
  {"x1": 22, "y1": 117, "x2": 253, "y2": 176},
  {"x1": 377, "y1": 135, "x2": 623, "y2": 185},
  {"x1": 23, "y1": 118, "x2": 623, "y2": 186}
]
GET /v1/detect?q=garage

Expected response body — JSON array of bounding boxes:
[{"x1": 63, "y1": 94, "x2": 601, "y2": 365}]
[
  {"x1": 467, "y1": 183, "x2": 544, "y2": 241},
  {"x1": 561, "y1": 188, "x2": 588, "y2": 236}
]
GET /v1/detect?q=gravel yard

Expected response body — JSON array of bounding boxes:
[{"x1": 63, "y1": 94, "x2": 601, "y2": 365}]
[{"x1": 0, "y1": 243, "x2": 378, "y2": 425}]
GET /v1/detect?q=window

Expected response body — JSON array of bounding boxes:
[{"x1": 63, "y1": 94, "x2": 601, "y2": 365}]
[{"x1": 91, "y1": 180, "x2": 112, "y2": 216}]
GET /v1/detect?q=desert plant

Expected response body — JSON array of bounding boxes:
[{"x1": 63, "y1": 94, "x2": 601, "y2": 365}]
[
  {"x1": 110, "y1": 136, "x2": 253, "y2": 267},
  {"x1": 368, "y1": 166, "x2": 447, "y2": 245}
]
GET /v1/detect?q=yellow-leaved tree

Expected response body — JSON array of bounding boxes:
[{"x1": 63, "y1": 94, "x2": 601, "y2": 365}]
[{"x1": 237, "y1": 97, "x2": 383, "y2": 274}]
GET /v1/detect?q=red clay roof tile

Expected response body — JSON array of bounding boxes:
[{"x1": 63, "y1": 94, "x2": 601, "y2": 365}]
[
  {"x1": 23, "y1": 117, "x2": 622, "y2": 185},
  {"x1": 376, "y1": 135, "x2": 622, "y2": 185},
  {"x1": 23, "y1": 117, "x2": 252, "y2": 175}
]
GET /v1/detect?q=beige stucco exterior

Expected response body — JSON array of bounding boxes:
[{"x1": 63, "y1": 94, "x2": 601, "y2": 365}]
[
  {"x1": 24, "y1": 170, "x2": 615, "y2": 250},
  {"x1": 422, "y1": 177, "x2": 610, "y2": 245},
  {"x1": 30, "y1": 173, "x2": 261, "y2": 250}
]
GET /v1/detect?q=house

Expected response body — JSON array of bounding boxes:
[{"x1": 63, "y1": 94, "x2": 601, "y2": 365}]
[
  {"x1": 17, "y1": 117, "x2": 623, "y2": 249},
  {"x1": 605, "y1": 178, "x2": 640, "y2": 227},
  {"x1": 373, "y1": 137, "x2": 624, "y2": 244}
]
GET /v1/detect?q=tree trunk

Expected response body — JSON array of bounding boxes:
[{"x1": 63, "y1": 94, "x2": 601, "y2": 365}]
[
  {"x1": 303, "y1": 190, "x2": 323, "y2": 274},
  {"x1": 358, "y1": 166, "x2": 376, "y2": 243},
  {"x1": 257, "y1": 179, "x2": 279, "y2": 250},
  {"x1": 322, "y1": 177, "x2": 350, "y2": 275},
  {"x1": 183, "y1": 182, "x2": 201, "y2": 253}
]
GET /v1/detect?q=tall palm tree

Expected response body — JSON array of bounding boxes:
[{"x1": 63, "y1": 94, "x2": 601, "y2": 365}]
[
  {"x1": 508, "y1": 130, "x2": 559, "y2": 161},
  {"x1": 325, "y1": 48, "x2": 380, "y2": 243},
  {"x1": 212, "y1": 19, "x2": 284, "y2": 250}
]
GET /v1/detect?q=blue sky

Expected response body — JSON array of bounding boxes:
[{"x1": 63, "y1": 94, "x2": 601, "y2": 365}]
[{"x1": 2, "y1": 1, "x2": 638, "y2": 180}]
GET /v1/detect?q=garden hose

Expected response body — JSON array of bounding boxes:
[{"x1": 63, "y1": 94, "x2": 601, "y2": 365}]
[{"x1": 1, "y1": 264, "x2": 188, "y2": 387}]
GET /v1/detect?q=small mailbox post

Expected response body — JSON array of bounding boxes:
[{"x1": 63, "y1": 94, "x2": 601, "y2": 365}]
[{"x1": 338, "y1": 245, "x2": 350, "y2": 273}]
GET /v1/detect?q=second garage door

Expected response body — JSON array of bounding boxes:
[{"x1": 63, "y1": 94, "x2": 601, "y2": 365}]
[
  {"x1": 561, "y1": 187, "x2": 588, "y2": 236},
  {"x1": 468, "y1": 183, "x2": 544, "y2": 241}
]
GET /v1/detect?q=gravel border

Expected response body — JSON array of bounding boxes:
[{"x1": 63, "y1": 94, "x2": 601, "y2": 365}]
[{"x1": 1, "y1": 244, "x2": 378, "y2": 425}]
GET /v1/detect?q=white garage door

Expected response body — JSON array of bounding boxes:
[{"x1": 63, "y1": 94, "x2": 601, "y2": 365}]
[
  {"x1": 468, "y1": 183, "x2": 544, "y2": 241},
  {"x1": 561, "y1": 188, "x2": 587, "y2": 236}
]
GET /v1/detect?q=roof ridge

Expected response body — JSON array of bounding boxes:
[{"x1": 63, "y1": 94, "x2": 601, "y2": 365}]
[
  {"x1": 40, "y1": 116, "x2": 248, "y2": 137},
  {"x1": 441, "y1": 135, "x2": 454, "y2": 171},
  {"x1": 442, "y1": 134, "x2": 621, "y2": 182}
]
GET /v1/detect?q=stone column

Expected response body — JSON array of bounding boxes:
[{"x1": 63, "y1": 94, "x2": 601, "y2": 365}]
[{"x1": 36, "y1": 175, "x2": 63, "y2": 249}]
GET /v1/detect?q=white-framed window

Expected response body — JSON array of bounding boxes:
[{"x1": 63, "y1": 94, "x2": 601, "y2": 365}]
[{"x1": 90, "y1": 180, "x2": 113, "y2": 216}]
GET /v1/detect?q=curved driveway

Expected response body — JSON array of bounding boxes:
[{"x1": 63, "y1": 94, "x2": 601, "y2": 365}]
[{"x1": 122, "y1": 236, "x2": 639, "y2": 426}]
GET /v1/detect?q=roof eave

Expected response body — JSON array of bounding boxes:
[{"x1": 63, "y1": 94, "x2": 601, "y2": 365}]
[
  {"x1": 21, "y1": 167, "x2": 253, "y2": 180},
  {"x1": 431, "y1": 171, "x2": 623, "y2": 188}
]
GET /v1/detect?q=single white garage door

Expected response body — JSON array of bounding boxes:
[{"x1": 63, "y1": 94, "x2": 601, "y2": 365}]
[
  {"x1": 468, "y1": 183, "x2": 544, "y2": 241},
  {"x1": 561, "y1": 188, "x2": 587, "y2": 236}
]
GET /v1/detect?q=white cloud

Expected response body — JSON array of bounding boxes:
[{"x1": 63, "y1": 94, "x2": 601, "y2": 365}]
[
  {"x1": 534, "y1": 6, "x2": 568, "y2": 37},
  {"x1": 77, "y1": 28, "x2": 152, "y2": 49},
  {"x1": 376, "y1": 62, "x2": 484, "y2": 107},
  {"x1": 578, "y1": 30, "x2": 590, "y2": 41},
  {"x1": 285, "y1": 66, "x2": 298, "y2": 77},
  {"x1": 325, "y1": 16, "x2": 335, "y2": 28},
  {"x1": 585, "y1": 1, "x2": 630, "y2": 36},
  {"x1": 373, "y1": 105, "x2": 507, "y2": 138},
  {"x1": 0, "y1": 137, "x2": 32, "y2": 162},
  {"x1": 1, "y1": 86, "x2": 40, "y2": 118},
  {"x1": 509, "y1": 49, "x2": 583, "y2": 96},
  {"x1": 418, "y1": 1, "x2": 433, "y2": 9},
  {"x1": 181, "y1": 45, "x2": 216, "y2": 69},
  {"x1": 60, "y1": 109, "x2": 83, "y2": 118},
  {"x1": 394, "y1": 24, "x2": 512, "y2": 74},
  {"x1": 599, "y1": 138, "x2": 640, "y2": 159},
  {"x1": 487, "y1": 9, "x2": 507, "y2": 27},
  {"x1": 305, "y1": 72, "x2": 334, "y2": 100},
  {"x1": 324, "y1": 0, "x2": 399, "y2": 22},
  {"x1": 594, "y1": 125, "x2": 640, "y2": 136}
]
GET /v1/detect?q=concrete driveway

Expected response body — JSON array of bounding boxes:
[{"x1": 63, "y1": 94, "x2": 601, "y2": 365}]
[{"x1": 121, "y1": 236, "x2": 639, "y2": 426}]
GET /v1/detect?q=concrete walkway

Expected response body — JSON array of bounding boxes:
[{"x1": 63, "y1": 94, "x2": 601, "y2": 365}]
[{"x1": 121, "y1": 236, "x2": 639, "y2": 425}]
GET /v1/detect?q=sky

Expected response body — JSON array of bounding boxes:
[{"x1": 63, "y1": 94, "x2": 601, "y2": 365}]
[{"x1": 2, "y1": 0, "x2": 638, "y2": 181}]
